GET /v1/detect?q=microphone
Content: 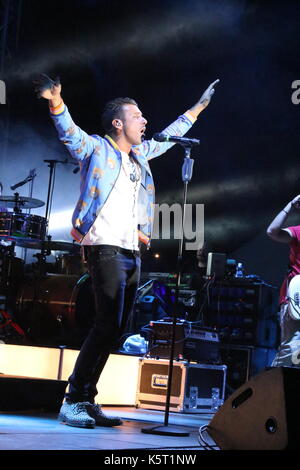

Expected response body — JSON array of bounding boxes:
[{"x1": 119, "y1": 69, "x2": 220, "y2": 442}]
[
  {"x1": 153, "y1": 133, "x2": 200, "y2": 146},
  {"x1": 11, "y1": 181, "x2": 25, "y2": 190},
  {"x1": 11, "y1": 176, "x2": 33, "y2": 191},
  {"x1": 73, "y1": 166, "x2": 80, "y2": 174}
]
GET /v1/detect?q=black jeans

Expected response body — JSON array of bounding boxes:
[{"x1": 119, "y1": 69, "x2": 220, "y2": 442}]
[{"x1": 65, "y1": 245, "x2": 141, "y2": 403}]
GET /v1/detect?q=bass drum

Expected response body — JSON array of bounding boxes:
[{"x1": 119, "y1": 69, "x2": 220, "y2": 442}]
[
  {"x1": 16, "y1": 273, "x2": 95, "y2": 347},
  {"x1": 55, "y1": 253, "x2": 86, "y2": 276}
]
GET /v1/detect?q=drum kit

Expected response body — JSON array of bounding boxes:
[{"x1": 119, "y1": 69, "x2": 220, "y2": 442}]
[{"x1": 0, "y1": 169, "x2": 93, "y2": 347}]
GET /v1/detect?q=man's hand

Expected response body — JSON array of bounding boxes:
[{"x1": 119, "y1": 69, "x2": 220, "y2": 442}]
[
  {"x1": 33, "y1": 73, "x2": 62, "y2": 105},
  {"x1": 199, "y1": 79, "x2": 220, "y2": 108},
  {"x1": 188, "y1": 79, "x2": 220, "y2": 119},
  {"x1": 291, "y1": 195, "x2": 300, "y2": 210}
]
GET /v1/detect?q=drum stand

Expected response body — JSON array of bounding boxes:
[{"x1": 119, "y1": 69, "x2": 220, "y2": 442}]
[
  {"x1": 34, "y1": 158, "x2": 69, "y2": 275},
  {"x1": 0, "y1": 242, "x2": 26, "y2": 343},
  {"x1": 142, "y1": 142, "x2": 199, "y2": 437},
  {"x1": 28, "y1": 160, "x2": 61, "y2": 341},
  {"x1": 29, "y1": 159, "x2": 77, "y2": 342},
  {"x1": 23, "y1": 169, "x2": 37, "y2": 264}
]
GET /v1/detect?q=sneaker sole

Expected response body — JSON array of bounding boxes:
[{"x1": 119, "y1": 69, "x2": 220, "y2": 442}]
[
  {"x1": 58, "y1": 413, "x2": 95, "y2": 429},
  {"x1": 92, "y1": 416, "x2": 123, "y2": 427},
  {"x1": 94, "y1": 421, "x2": 123, "y2": 427}
]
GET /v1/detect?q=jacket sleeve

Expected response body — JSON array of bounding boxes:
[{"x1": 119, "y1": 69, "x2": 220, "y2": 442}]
[
  {"x1": 49, "y1": 101, "x2": 96, "y2": 162},
  {"x1": 134, "y1": 111, "x2": 196, "y2": 161}
]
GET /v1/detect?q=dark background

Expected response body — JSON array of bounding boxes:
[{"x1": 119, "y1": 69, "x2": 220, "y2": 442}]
[{"x1": 1, "y1": 0, "x2": 300, "y2": 288}]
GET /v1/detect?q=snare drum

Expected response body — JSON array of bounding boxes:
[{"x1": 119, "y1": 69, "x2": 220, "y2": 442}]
[{"x1": 0, "y1": 211, "x2": 47, "y2": 242}]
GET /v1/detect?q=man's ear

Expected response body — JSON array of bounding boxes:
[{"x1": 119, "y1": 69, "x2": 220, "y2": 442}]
[{"x1": 112, "y1": 119, "x2": 123, "y2": 130}]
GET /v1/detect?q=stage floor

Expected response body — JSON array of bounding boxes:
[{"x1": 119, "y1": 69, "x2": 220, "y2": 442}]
[{"x1": 0, "y1": 406, "x2": 217, "y2": 453}]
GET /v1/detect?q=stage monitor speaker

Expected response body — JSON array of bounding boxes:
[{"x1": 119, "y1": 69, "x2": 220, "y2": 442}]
[
  {"x1": 206, "y1": 367, "x2": 300, "y2": 450},
  {"x1": 0, "y1": 375, "x2": 67, "y2": 412}
]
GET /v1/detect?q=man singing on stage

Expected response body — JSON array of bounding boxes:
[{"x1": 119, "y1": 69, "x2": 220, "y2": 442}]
[{"x1": 34, "y1": 73, "x2": 219, "y2": 428}]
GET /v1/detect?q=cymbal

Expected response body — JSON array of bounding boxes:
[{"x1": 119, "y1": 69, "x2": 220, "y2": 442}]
[
  {"x1": 0, "y1": 195, "x2": 45, "y2": 209},
  {"x1": 1, "y1": 236, "x2": 80, "y2": 252}
]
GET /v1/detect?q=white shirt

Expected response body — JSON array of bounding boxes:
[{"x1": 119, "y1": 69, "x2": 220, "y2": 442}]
[{"x1": 82, "y1": 150, "x2": 141, "y2": 250}]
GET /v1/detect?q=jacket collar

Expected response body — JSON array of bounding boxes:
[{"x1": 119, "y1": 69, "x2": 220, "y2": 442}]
[
  {"x1": 104, "y1": 134, "x2": 120, "y2": 151},
  {"x1": 104, "y1": 134, "x2": 140, "y2": 162}
]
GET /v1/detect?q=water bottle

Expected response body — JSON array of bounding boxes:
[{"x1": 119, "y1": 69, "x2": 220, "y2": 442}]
[
  {"x1": 235, "y1": 262, "x2": 244, "y2": 278},
  {"x1": 189, "y1": 386, "x2": 198, "y2": 409},
  {"x1": 211, "y1": 387, "x2": 220, "y2": 412}
]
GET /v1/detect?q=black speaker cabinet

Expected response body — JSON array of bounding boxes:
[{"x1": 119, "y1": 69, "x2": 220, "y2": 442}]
[
  {"x1": 206, "y1": 367, "x2": 300, "y2": 450},
  {"x1": 0, "y1": 374, "x2": 67, "y2": 412}
]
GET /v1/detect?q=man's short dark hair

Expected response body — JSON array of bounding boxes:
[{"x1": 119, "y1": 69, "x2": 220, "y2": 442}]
[{"x1": 101, "y1": 97, "x2": 138, "y2": 134}]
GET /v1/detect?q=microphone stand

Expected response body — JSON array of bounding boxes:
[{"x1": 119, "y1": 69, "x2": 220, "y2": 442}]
[
  {"x1": 142, "y1": 142, "x2": 196, "y2": 436},
  {"x1": 23, "y1": 169, "x2": 37, "y2": 263},
  {"x1": 27, "y1": 169, "x2": 37, "y2": 211},
  {"x1": 44, "y1": 159, "x2": 59, "y2": 230},
  {"x1": 43, "y1": 159, "x2": 75, "y2": 239}
]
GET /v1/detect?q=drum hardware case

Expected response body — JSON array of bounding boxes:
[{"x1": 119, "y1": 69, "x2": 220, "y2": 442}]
[{"x1": 136, "y1": 358, "x2": 227, "y2": 413}]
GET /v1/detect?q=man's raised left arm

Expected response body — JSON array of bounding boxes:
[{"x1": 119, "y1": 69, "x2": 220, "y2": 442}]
[{"x1": 137, "y1": 79, "x2": 220, "y2": 160}]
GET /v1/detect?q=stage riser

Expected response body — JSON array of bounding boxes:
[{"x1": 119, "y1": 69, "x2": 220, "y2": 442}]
[{"x1": 0, "y1": 344, "x2": 140, "y2": 405}]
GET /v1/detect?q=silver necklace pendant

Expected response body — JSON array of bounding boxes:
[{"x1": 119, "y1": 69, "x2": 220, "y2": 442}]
[{"x1": 128, "y1": 157, "x2": 140, "y2": 183}]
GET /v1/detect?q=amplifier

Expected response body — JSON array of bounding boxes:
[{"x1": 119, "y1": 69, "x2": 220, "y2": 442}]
[{"x1": 148, "y1": 320, "x2": 220, "y2": 363}]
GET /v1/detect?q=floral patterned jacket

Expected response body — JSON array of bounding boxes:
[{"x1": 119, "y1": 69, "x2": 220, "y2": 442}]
[{"x1": 50, "y1": 101, "x2": 195, "y2": 246}]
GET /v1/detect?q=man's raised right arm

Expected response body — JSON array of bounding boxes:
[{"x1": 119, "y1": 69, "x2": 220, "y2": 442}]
[{"x1": 34, "y1": 74, "x2": 95, "y2": 161}]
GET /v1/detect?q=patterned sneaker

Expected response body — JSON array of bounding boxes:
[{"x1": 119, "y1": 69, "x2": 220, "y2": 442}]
[
  {"x1": 86, "y1": 404, "x2": 123, "y2": 427},
  {"x1": 58, "y1": 401, "x2": 95, "y2": 428}
]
